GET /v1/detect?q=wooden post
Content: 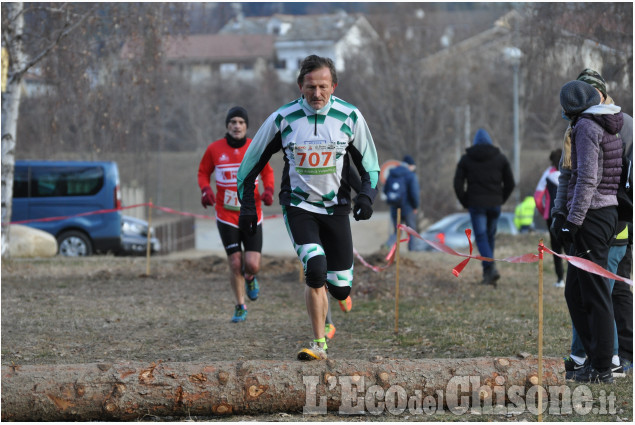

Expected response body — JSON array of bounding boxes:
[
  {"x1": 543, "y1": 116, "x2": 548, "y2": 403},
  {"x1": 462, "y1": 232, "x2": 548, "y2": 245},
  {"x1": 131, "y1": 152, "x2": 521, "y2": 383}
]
[
  {"x1": 146, "y1": 199, "x2": 152, "y2": 276},
  {"x1": 538, "y1": 239, "x2": 544, "y2": 422},
  {"x1": 395, "y1": 208, "x2": 401, "y2": 334}
]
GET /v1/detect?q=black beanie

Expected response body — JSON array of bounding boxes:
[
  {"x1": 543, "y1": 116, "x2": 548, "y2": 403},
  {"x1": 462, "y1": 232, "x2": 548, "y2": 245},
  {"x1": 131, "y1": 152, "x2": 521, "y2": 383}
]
[
  {"x1": 226, "y1": 106, "x2": 249, "y2": 128},
  {"x1": 559, "y1": 80, "x2": 600, "y2": 117}
]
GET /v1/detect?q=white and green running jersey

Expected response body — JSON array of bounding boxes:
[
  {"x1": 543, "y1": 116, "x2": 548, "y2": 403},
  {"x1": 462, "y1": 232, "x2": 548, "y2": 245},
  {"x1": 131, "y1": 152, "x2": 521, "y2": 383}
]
[{"x1": 238, "y1": 95, "x2": 380, "y2": 216}]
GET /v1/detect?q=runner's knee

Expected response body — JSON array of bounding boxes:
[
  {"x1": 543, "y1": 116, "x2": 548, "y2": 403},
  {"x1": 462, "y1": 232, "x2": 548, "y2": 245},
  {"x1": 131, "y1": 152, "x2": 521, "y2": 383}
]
[
  {"x1": 243, "y1": 253, "x2": 261, "y2": 276},
  {"x1": 325, "y1": 267, "x2": 353, "y2": 300},
  {"x1": 326, "y1": 284, "x2": 351, "y2": 300},
  {"x1": 305, "y1": 256, "x2": 327, "y2": 288},
  {"x1": 228, "y1": 252, "x2": 243, "y2": 274}
]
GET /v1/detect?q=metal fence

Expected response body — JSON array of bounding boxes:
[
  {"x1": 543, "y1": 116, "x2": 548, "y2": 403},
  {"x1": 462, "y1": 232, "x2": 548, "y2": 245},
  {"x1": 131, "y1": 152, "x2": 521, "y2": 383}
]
[{"x1": 154, "y1": 216, "x2": 195, "y2": 255}]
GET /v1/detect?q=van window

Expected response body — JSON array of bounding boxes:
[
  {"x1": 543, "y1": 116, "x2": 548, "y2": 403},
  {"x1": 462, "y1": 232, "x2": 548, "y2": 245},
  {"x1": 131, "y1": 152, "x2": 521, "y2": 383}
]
[
  {"x1": 13, "y1": 167, "x2": 29, "y2": 198},
  {"x1": 31, "y1": 166, "x2": 104, "y2": 197}
]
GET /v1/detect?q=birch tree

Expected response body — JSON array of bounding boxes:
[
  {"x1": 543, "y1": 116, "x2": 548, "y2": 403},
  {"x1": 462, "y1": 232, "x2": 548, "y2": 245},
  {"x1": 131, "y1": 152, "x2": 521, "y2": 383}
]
[{"x1": 1, "y1": 2, "x2": 95, "y2": 257}]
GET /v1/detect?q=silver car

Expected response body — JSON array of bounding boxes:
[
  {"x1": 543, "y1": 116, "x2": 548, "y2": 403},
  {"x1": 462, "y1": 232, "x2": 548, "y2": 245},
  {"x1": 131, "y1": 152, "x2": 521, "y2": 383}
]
[
  {"x1": 419, "y1": 212, "x2": 518, "y2": 251},
  {"x1": 117, "y1": 215, "x2": 161, "y2": 256}
]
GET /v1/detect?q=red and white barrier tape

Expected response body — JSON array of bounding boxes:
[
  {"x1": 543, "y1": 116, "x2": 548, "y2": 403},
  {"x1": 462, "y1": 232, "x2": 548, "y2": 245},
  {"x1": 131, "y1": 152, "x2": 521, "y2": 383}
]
[
  {"x1": 6, "y1": 203, "x2": 149, "y2": 225},
  {"x1": 4, "y1": 202, "x2": 282, "y2": 226},
  {"x1": 356, "y1": 225, "x2": 632, "y2": 286},
  {"x1": 541, "y1": 243, "x2": 632, "y2": 286},
  {"x1": 353, "y1": 224, "x2": 419, "y2": 272},
  {"x1": 6, "y1": 204, "x2": 632, "y2": 286}
]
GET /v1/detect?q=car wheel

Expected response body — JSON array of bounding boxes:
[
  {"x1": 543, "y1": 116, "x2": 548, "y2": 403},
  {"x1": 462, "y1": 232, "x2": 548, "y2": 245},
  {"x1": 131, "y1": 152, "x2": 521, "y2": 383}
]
[{"x1": 57, "y1": 231, "x2": 93, "y2": 257}]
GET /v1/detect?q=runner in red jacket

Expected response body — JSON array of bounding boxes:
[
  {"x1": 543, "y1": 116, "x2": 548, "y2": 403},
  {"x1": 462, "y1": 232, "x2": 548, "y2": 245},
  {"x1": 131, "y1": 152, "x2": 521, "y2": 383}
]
[{"x1": 198, "y1": 106, "x2": 275, "y2": 323}]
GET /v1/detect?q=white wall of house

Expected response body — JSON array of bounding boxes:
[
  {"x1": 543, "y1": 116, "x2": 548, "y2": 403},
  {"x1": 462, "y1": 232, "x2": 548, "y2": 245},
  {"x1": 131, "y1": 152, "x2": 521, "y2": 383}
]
[
  {"x1": 170, "y1": 57, "x2": 270, "y2": 84},
  {"x1": 189, "y1": 64, "x2": 214, "y2": 85},
  {"x1": 274, "y1": 40, "x2": 337, "y2": 83},
  {"x1": 552, "y1": 36, "x2": 632, "y2": 95},
  {"x1": 334, "y1": 24, "x2": 367, "y2": 73}
]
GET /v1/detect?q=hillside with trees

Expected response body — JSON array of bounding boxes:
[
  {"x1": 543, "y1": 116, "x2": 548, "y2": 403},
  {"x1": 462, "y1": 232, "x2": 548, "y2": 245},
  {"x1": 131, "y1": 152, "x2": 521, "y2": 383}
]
[{"x1": 3, "y1": 3, "x2": 632, "y2": 246}]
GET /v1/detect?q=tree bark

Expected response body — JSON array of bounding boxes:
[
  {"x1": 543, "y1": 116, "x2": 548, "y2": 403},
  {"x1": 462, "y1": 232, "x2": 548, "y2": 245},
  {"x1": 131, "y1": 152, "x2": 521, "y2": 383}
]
[
  {"x1": 1, "y1": 2, "x2": 25, "y2": 258},
  {"x1": 1, "y1": 3, "x2": 97, "y2": 258},
  {"x1": 1, "y1": 357, "x2": 565, "y2": 421}
]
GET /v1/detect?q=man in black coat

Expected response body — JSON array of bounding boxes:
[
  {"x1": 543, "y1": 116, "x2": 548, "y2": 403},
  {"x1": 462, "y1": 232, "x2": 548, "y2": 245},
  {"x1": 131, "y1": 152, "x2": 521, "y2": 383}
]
[{"x1": 453, "y1": 128, "x2": 516, "y2": 285}]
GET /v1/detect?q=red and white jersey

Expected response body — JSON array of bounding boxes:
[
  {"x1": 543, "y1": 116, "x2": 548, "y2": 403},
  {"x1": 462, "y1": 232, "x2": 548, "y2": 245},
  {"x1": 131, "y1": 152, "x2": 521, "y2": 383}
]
[
  {"x1": 534, "y1": 165, "x2": 560, "y2": 220},
  {"x1": 198, "y1": 137, "x2": 274, "y2": 227}
]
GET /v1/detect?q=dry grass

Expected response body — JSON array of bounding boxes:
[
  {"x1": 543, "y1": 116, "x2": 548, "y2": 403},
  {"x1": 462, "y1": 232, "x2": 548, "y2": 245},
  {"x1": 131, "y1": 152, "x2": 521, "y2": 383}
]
[{"x1": 1, "y1": 231, "x2": 632, "y2": 421}]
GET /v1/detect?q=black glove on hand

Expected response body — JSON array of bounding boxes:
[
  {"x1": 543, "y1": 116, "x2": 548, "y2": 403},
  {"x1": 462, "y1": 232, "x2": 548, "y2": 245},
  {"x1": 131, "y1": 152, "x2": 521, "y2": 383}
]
[
  {"x1": 550, "y1": 214, "x2": 565, "y2": 240},
  {"x1": 239, "y1": 212, "x2": 258, "y2": 236},
  {"x1": 560, "y1": 220, "x2": 579, "y2": 249},
  {"x1": 353, "y1": 194, "x2": 373, "y2": 221}
]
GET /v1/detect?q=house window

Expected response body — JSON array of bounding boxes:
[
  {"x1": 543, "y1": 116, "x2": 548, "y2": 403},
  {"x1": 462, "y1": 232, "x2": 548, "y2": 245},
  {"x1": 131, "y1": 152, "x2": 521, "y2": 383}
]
[
  {"x1": 220, "y1": 63, "x2": 238, "y2": 73},
  {"x1": 274, "y1": 59, "x2": 286, "y2": 69}
]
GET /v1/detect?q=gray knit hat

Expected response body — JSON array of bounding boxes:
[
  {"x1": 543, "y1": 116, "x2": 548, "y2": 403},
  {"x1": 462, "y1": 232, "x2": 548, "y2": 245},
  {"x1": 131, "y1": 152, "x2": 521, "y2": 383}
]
[{"x1": 559, "y1": 80, "x2": 600, "y2": 117}]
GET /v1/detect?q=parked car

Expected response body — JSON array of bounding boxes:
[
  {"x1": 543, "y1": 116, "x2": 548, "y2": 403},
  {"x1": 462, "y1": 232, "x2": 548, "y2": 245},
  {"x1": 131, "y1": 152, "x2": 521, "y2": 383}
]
[
  {"x1": 118, "y1": 215, "x2": 161, "y2": 256},
  {"x1": 12, "y1": 160, "x2": 123, "y2": 256},
  {"x1": 419, "y1": 212, "x2": 518, "y2": 251}
]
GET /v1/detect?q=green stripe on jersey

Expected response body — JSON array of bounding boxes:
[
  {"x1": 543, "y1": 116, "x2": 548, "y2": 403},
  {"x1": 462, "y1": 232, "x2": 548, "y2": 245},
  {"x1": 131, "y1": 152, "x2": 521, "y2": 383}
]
[
  {"x1": 286, "y1": 109, "x2": 307, "y2": 123},
  {"x1": 340, "y1": 123, "x2": 353, "y2": 137},
  {"x1": 292, "y1": 186, "x2": 310, "y2": 200},
  {"x1": 334, "y1": 97, "x2": 356, "y2": 110},
  {"x1": 281, "y1": 125, "x2": 293, "y2": 138},
  {"x1": 309, "y1": 114, "x2": 326, "y2": 125},
  {"x1": 327, "y1": 108, "x2": 348, "y2": 122},
  {"x1": 321, "y1": 191, "x2": 336, "y2": 201}
]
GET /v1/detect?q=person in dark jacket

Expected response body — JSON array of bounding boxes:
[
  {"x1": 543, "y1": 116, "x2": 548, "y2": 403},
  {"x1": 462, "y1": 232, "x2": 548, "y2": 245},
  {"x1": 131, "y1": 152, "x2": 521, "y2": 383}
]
[
  {"x1": 557, "y1": 79, "x2": 623, "y2": 383},
  {"x1": 614, "y1": 141, "x2": 633, "y2": 373},
  {"x1": 383, "y1": 155, "x2": 420, "y2": 251},
  {"x1": 453, "y1": 128, "x2": 515, "y2": 285}
]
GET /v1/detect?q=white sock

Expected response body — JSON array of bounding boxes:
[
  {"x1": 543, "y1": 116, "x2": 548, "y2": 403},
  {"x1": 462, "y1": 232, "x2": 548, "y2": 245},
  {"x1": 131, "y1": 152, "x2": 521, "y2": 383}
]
[
  {"x1": 570, "y1": 354, "x2": 586, "y2": 365},
  {"x1": 612, "y1": 355, "x2": 620, "y2": 366}
]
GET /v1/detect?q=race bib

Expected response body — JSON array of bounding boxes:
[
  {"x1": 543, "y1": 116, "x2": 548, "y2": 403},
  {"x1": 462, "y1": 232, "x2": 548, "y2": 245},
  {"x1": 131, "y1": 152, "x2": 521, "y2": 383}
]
[
  {"x1": 223, "y1": 189, "x2": 241, "y2": 211},
  {"x1": 295, "y1": 140, "x2": 336, "y2": 175}
]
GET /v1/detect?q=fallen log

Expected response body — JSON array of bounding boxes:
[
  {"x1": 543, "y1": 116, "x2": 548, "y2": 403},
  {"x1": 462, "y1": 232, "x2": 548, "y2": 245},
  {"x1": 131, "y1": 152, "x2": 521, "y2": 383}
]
[{"x1": 2, "y1": 357, "x2": 564, "y2": 421}]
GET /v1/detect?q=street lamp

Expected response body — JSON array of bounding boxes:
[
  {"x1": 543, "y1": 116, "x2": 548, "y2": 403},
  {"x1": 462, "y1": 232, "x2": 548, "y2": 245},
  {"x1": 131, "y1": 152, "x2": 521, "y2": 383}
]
[{"x1": 503, "y1": 46, "x2": 522, "y2": 204}]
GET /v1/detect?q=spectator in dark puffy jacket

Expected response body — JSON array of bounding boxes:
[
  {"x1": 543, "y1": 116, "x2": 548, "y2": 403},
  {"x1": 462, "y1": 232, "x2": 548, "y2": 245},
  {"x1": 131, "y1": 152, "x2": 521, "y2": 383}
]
[
  {"x1": 453, "y1": 128, "x2": 515, "y2": 286},
  {"x1": 552, "y1": 68, "x2": 633, "y2": 378},
  {"x1": 383, "y1": 155, "x2": 420, "y2": 251},
  {"x1": 557, "y1": 79, "x2": 623, "y2": 383}
]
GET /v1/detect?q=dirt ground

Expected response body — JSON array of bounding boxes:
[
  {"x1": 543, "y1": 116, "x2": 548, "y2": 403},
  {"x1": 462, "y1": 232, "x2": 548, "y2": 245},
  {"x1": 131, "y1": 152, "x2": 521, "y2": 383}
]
[
  {"x1": 2, "y1": 238, "x2": 632, "y2": 422},
  {"x1": 1, "y1": 250, "x2": 450, "y2": 366}
]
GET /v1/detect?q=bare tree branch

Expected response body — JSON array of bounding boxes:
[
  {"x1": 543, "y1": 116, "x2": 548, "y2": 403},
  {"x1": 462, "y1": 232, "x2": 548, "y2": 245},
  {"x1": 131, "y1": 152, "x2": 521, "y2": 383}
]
[{"x1": 9, "y1": 4, "x2": 98, "y2": 84}]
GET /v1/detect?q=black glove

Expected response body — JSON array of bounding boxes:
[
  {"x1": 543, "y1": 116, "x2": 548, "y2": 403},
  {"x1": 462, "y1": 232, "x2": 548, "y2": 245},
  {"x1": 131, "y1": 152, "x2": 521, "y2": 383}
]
[
  {"x1": 560, "y1": 220, "x2": 580, "y2": 248},
  {"x1": 353, "y1": 194, "x2": 373, "y2": 221},
  {"x1": 550, "y1": 214, "x2": 565, "y2": 240},
  {"x1": 239, "y1": 212, "x2": 258, "y2": 236}
]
